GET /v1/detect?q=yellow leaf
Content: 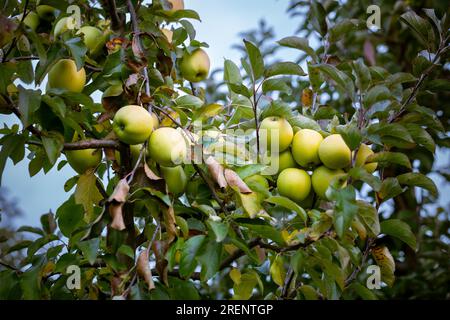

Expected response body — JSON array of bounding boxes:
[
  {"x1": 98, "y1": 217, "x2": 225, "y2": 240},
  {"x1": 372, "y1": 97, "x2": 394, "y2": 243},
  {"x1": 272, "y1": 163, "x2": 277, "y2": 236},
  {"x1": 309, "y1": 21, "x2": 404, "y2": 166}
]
[
  {"x1": 75, "y1": 169, "x2": 103, "y2": 221},
  {"x1": 372, "y1": 245, "x2": 395, "y2": 286},
  {"x1": 270, "y1": 255, "x2": 286, "y2": 287},
  {"x1": 230, "y1": 268, "x2": 241, "y2": 285}
]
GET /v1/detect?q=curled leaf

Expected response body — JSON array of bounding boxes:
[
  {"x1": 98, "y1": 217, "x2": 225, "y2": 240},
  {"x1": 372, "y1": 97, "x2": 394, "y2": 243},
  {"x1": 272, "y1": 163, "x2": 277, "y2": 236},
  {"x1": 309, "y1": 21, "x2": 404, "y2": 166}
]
[
  {"x1": 109, "y1": 202, "x2": 126, "y2": 231},
  {"x1": 163, "y1": 206, "x2": 178, "y2": 244},
  {"x1": 137, "y1": 250, "x2": 155, "y2": 290},
  {"x1": 144, "y1": 163, "x2": 162, "y2": 180},
  {"x1": 108, "y1": 178, "x2": 130, "y2": 203},
  {"x1": 224, "y1": 169, "x2": 252, "y2": 194},
  {"x1": 205, "y1": 156, "x2": 227, "y2": 188}
]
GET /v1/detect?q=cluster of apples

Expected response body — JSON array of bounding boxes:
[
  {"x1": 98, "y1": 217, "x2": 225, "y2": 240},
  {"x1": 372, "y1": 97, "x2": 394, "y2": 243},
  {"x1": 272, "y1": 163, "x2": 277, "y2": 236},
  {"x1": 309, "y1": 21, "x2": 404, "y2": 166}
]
[{"x1": 258, "y1": 116, "x2": 377, "y2": 205}]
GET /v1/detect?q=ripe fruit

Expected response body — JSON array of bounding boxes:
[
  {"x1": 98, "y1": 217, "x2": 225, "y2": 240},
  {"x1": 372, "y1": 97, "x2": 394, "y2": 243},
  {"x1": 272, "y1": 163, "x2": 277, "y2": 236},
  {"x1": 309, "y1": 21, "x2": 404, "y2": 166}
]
[
  {"x1": 54, "y1": 16, "x2": 77, "y2": 37},
  {"x1": 179, "y1": 48, "x2": 210, "y2": 83},
  {"x1": 21, "y1": 12, "x2": 40, "y2": 31},
  {"x1": 291, "y1": 129, "x2": 323, "y2": 168},
  {"x1": 113, "y1": 105, "x2": 154, "y2": 145},
  {"x1": 161, "y1": 165, "x2": 187, "y2": 195},
  {"x1": 277, "y1": 168, "x2": 311, "y2": 202},
  {"x1": 148, "y1": 127, "x2": 187, "y2": 167},
  {"x1": 161, "y1": 28, "x2": 173, "y2": 43},
  {"x1": 318, "y1": 134, "x2": 351, "y2": 169},
  {"x1": 151, "y1": 113, "x2": 159, "y2": 129},
  {"x1": 48, "y1": 59, "x2": 86, "y2": 93},
  {"x1": 76, "y1": 26, "x2": 104, "y2": 55},
  {"x1": 167, "y1": 0, "x2": 184, "y2": 11},
  {"x1": 355, "y1": 144, "x2": 377, "y2": 173},
  {"x1": 36, "y1": 4, "x2": 58, "y2": 21},
  {"x1": 311, "y1": 166, "x2": 346, "y2": 199},
  {"x1": 115, "y1": 144, "x2": 144, "y2": 166},
  {"x1": 66, "y1": 148, "x2": 102, "y2": 174},
  {"x1": 270, "y1": 150, "x2": 297, "y2": 174},
  {"x1": 259, "y1": 117, "x2": 293, "y2": 153}
]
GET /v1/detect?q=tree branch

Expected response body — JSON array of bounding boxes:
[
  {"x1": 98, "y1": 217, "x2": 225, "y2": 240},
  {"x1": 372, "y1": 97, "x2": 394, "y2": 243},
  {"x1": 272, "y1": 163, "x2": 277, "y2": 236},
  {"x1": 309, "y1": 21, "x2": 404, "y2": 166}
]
[
  {"x1": 63, "y1": 139, "x2": 120, "y2": 150},
  {"x1": 100, "y1": 0, "x2": 124, "y2": 33}
]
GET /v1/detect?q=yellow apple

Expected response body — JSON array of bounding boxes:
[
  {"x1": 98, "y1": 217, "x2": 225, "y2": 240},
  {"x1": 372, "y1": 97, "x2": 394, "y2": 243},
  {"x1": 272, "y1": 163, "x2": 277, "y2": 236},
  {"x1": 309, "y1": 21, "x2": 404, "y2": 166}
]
[
  {"x1": 259, "y1": 116, "x2": 293, "y2": 153},
  {"x1": 19, "y1": 12, "x2": 40, "y2": 31},
  {"x1": 76, "y1": 26, "x2": 105, "y2": 55},
  {"x1": 277, "y1": 168, "x2": 311, "y2": 202},
  {"x1": 291, "y1": 129, "x2": 323, "y2": 168},
  {"x1": 53, "y1": 16, "x2": 77, "y2": 37},
  {"x1": 151, "y1": 112, "x2": 159, "y2": 129},
  {"x1": 161, "y1": 165, "x2": 187, "y2": 195},
  {"x1": 179, "y1": 48, "x2": 210, "y2": 82},
  {"x1": 48, "y1": 59, "x2": 86, "y2": 93},
  {"x1": 269, "y1": 149, "x2": 297, "y2": 174},
  {"x1": 113, "y1": 105, "x2": 154, "y2": 145},
  {"x1": 318, "y1": 134, "x2": 351, "y2": 169},
  {"x1": 148, "y1": 127, "x2": 187, "y2": 167},
  {"x1": 66, "y1": 148, "x2": 102, "y2": 174},
  {"x1": 311, "y1": 165, "x2": 346, "y2": 199},
  {"x1": 115, "y1": 144, "x2": 144, "y2": 166},
  {"x1": 355, "y1": 144, "x2": 377, "y2": 173}
]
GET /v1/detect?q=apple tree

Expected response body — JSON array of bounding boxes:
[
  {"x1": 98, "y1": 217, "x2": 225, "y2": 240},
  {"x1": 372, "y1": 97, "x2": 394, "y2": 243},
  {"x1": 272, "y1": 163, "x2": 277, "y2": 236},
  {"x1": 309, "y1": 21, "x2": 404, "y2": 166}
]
[{"x1": 0, "y1": 0, "x2": 448, "y2": 300}]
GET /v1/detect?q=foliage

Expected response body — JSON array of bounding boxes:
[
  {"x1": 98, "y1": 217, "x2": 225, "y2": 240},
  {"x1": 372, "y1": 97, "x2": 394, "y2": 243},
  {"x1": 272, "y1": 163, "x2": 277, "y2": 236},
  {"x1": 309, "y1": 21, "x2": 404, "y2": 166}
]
[{"x1": 0, "y1": 0, "x2": 448, "y2": 300}]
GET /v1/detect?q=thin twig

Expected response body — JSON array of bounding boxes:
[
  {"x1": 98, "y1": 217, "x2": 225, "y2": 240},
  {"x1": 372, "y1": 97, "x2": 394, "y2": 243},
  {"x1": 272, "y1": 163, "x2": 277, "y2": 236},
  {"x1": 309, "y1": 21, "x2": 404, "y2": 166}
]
[{"x1": 2, "y1": 0, "x2": 30, "y2": 62}]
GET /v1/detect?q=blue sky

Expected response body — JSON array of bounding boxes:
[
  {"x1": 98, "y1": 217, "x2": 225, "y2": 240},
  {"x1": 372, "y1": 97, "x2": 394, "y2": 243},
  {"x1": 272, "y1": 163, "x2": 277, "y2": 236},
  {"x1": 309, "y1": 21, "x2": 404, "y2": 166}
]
[{"x1": 1, "y1": 0, "x2": 448, "y2": 227}]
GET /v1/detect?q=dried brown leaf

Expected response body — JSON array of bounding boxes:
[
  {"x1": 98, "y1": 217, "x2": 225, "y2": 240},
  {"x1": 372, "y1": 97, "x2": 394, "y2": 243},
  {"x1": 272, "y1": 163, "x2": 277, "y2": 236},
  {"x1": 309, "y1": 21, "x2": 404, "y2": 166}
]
[
  {"x1": 108, "y1": 178, "x2": 129, "y2": 203},
  {"x1": 164, "y1": 206, "x2": 178, "y2": 244},
  {"x1": 224, "y1": 169, "x2": 252, "y2": 194},
  {"x1": 205, "y1": 156, "x2": 227, "y2": 188},
  {"x1": 109, "y1": 202, "x2": 126, "y2": 231},
  {"x1": 136, "y1": 250, "x2": 155, "y2": 290},
  {"x1": 144, "y1": 163, "x2": 162, "y2": 180}
]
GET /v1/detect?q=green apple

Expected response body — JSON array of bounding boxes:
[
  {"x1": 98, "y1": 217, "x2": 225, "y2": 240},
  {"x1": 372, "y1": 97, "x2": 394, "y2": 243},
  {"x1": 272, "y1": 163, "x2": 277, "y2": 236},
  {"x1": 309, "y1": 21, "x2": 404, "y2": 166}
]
[
  {"x1": 54, "y1": 16, "x2": 77, "y2": 37},
  {"x1": 113, "y1": 105, "x2": 154, "y2": 145},
  {"x1": 291, "y1": 129, "x2": 323, "y2": 168},
  {"x1": 151, "y1": 112, "x2": 159, "y2": 129},
  {"x1": 179, "y1": 48, "x2": 210, "y2": 82},
  {"x1": 76, "y1": 26, "x2": 104, "y2": 55},
  {"x1": 167, "y1": 0, "x2": 184, "y2": 11},
  {"x1": 259, "y1": 116, "x2": 293, "y2": 153},
  {"x1": 36, "y1": 4, "x2": 59, "y2": 21},
  {"x1": 48, "y1": 59, "x2": 86, "y2": 93},
  {"x1": 277, "y1": 168, "x2": 311, "y2": 202},
  {"x1": 148, "y1": 127, "x2": 187, "y2": 167},
  {"x1": 355, "y1": 144, "x2": 377, "y2": 173},
  {"x1": 66, "y1": 148, "x2": 102, "y2": 174},
  {"x1": 269, "y1": 149, "x2": 297, "y2": 174},
  {"x1": 19, "y1": 12, "x2": 40, "y2": 31},
  {"x1": 311, "y1": 166, "x2": 346, "y2": 199},
  {"x1": 318, "y1": 134, "x2": 351, "y2": 169},
  {"x1": 115, "y1": 144, "x2": 144, "y2": 165},
  {"x1": 161, "y1": 165, "x2": 187, "y2": 195}
]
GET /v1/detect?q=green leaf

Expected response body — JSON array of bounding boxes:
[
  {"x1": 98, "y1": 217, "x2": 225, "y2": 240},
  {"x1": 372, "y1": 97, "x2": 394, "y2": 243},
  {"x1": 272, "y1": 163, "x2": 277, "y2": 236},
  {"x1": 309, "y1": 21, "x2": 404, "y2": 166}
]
[
  {"x1": 235, "y1": 218, "x2": 285, "y2": 246},
  {"x1": 289, "y1": 114, "x2": 322, "y2": 131},
  {"x1": 179, "y1": 235, "x2": 206, "y2": 278},
  {"x1": 0, "y1": 134, "x2": 26, "y2": 185},
  {"x1": 352, "y1": 59, "x2": 371, "y2": 91},
  {"x1": 366, "y1": 151, "x2": 412, "y2": 169},
  {"x1": 396, "y1": 172, "x2": 438, "y2": 198},
  {"x1": 232, "y1": 271, "x2": 261, "y2": 300},
  {"x1": 356, "y1": 200, "x2": 380, "y2": 237},
  {"x1": 384, "y1": 72, "x2": 417, "y2": 86},
  {"x1": 235, "y1": 164, "x2": 267, "y2": 180},
  {"x1": 329, "y1": 19, "x2": 365, "y2": 42},
  {"x1": 262, "y1": 78, "x2": 291, "y2": 94},
  {"x1": 20, "y1": 260, "x2": 44, "y2": 300},
  {"x1": 64, "y1": 37, "x2": 87, "y2": 70},
  {"x1": 277, "y1": 36, "x2": 318, "y2": 62},
  {"x1": 372, "y1": 246, "x2": 395, "y2": 287},
  {"x1": 380, "y1": 219, "x2": 416, "y2": 250},
  {"x1": 243, "y1": 39, "x2": 265, "y2": 81},
  {"x1": 77, "y1": 238, "x2": 100, "y2": 265},
  {"x1": 42, "y1": 95, "x2": 66, "y2": 119},
  {"x1": 18, "y1": 86, "x2": 41, "y2": 127},
  {"x1": 314, "y1": 64, "x2": 355, "y2": 100},
  {"x1": 265, "y1": 196, "x2": 307, "y2": 223},
  {"x1": 403, "y1": 123, "x2": 435, "y2": 153},
  {"x1": 207, "y1": 220, "x2": 228, "y2": 242},
  {"x1": 328, "y1": 185, "x2": 359, "y2": 238},
  {"x1": 364, "y1": 85, "x2": 392, "y2": 109},
  {"x1": 265, "y1": 62, "x2": 306, "y2": 78},
  {"x1": 227, "y1": 82, "x2": 252, "y2": 98},
  {"x1": 270, "y1": 255, "x2": 286, "y2": 287},
  {"x1": 307, "y1": 62, "x2": 324, "y2": 91},
  {"x1": 347, "y1": 167, "x2": 382, "y2": 191},
  {"x1": 224, "y1": 59, "x2": 242, "y2": 84},
  {"x1": 379, "y1": 177, "x2": 405, "y2": 201},
  {"x1": 56, "y1": 201, "x2": 84, "y2": 237},
  {"x1": 349, "y1": 282, "x2": 378, "y2": 300},
  {"x1": 75, "y1": 170, "x2": 103, "y2": 221},
  {"x1": 41, "y1": 132, "x2": 64, "y2": 166},
  {"x1": 175, "y1": 94, "x2": 204, "y2": 109},
  {"x1": 299, "y1": 285, "x2": 320, "y2": 300},
  {"x1": 197, "y1": 238, "x2": 222, "y2": 281},
  {"x1": 310, "y1": 0, "x2": 328, "y2": 36},
  {"x1": 168, "y1": 9, "x2": 201, "y2": 21},
  {"x1": 400, "y1": 11, "x2": 436, "y2": 50},
  {"x1": 17, "y1": 226, "x2": 45, "y2": 236},
  {"x1": 260, "y1": 100, "x2": 293, "y2": 119},
  {"x1": 336, "y1": 123, "x2": 362, "y2": 150}
]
